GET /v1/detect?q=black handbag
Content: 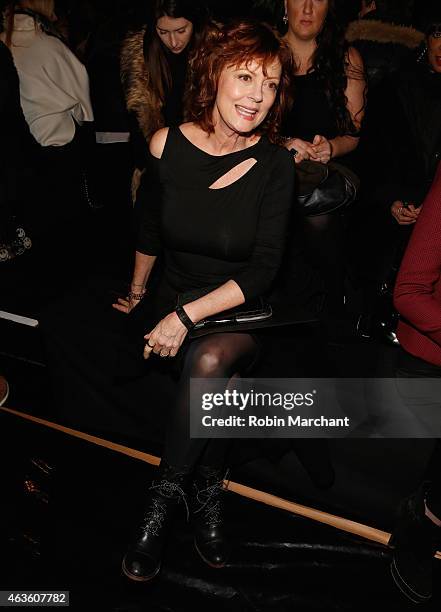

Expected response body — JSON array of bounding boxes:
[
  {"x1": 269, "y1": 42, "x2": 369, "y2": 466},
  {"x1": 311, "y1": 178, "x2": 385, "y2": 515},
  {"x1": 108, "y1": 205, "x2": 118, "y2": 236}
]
[
  {"x1": 176, "y1": 288, "x2": 272, "y2": 338},
  {"x1": 295, "y1": 159, "x2": 360, "y2": 216}
]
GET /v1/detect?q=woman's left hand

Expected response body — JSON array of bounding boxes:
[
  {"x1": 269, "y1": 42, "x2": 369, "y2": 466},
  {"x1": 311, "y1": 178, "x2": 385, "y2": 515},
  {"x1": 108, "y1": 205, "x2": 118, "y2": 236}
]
[
  {"x1": 311, "y1": 134, "x2": 333, "y2": 164},
  {"x1": 143, "y1": 312, "x2": 188, "y2": 360}
]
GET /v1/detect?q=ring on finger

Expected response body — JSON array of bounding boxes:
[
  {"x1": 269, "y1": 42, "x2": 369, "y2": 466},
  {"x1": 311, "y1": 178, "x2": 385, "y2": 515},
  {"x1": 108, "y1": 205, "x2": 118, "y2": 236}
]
[
  {"x1": 146, "y1": 340, "x2": 155, "y2": 348},
  {"x1": 159, "y1": 348, "x2": 170, "y2": 358}
]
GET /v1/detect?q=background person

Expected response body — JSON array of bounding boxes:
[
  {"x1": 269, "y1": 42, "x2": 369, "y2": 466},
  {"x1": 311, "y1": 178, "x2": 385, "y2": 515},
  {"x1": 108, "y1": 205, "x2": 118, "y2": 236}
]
[
  {"x1": 1, "y1": 0, "x2": 94, "y2": 274},
  {"x1": 390, "y1": 163, "x2": 441, "y2": 605},
  {"x1": 280, "y1": 0, "x2": 366, "y2": 333},
  {"x1": 120, "y1": 0, "x2": 207, "y2": 201}
]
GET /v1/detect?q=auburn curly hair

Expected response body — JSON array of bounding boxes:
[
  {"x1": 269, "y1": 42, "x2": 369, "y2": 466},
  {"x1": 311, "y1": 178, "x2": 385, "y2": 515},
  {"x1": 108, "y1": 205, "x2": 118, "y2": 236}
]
[{"x1": 185, "y1": 19, "x2": 295, "y2": 144}]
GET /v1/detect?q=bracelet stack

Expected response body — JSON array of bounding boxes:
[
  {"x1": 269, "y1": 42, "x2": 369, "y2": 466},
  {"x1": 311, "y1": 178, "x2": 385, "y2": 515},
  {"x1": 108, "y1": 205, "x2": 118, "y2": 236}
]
[
  {"x1": 175, "y1": 305, "x2": 195, "y2": 331},
  {"x1": 128, "y1": 285, "x2": 146, "y2": 301},
  {"x1": 128, "y1": 291, "x2": 145, "y2": 301}
]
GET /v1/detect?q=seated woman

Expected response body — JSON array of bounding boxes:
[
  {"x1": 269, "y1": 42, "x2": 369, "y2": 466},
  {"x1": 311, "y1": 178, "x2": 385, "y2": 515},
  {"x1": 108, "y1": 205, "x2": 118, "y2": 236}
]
[
  {"x1": 43, "y1": 19, "x2": 295, "y2": 582},
  {"x1": 120, "y1": 0, "x2": 206, "y2": 199},
  {"x1": 391, "y1": 163, "x2": 441, "y2": 604},
  {"x1": 280, "y1": 0, "x2": 365, "y2": 324},
  {"x1": 357, "y1": 19, "x2": 441, "y2": 342}
]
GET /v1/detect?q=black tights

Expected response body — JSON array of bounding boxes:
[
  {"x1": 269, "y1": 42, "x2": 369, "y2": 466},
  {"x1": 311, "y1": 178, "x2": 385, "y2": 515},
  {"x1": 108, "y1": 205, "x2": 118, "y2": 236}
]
[
  {"x1": 302, "y1": 212, "x2": 345, "y2": 316},
  {"x1": 163, "y1": 332, "x2": 259, "y2": 471}
]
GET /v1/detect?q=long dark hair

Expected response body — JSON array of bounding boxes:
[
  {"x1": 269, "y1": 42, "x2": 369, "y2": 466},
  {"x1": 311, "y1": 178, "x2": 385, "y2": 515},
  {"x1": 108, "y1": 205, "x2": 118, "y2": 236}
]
[
  {"x1": 142, "y1": 0, "x2": 206, "y2": 106},
  {"x1": 283, "y1": 0, "x2": 365, "y2": 135}
]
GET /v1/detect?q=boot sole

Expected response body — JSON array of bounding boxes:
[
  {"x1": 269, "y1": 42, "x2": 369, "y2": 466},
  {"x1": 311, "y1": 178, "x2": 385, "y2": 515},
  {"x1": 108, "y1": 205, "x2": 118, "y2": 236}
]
[
  {"x1": 390, "y1": 558, "x2": 432, "y2": 605},
  {"x1": 194, "y1": 538, "x2": 226, "y2": 569},
  {"x1": 121, "y1": 557, "x2": 161, "y2": 582}
]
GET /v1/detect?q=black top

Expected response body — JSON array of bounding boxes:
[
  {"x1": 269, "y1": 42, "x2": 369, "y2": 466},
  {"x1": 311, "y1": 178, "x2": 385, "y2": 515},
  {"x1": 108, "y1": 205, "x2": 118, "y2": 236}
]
[
  {"x1": 130, "y1": 46, "x2": 189, "y2": 170},
  {"x1": 282, "y1": 72, "x2": 340, "y2": 142},
  {"x1": 137, "y1": 127, "x2": 295, "y2": 304},
  {"x1": 162, "y1": 48, "x2": 188, "y2": 128}
]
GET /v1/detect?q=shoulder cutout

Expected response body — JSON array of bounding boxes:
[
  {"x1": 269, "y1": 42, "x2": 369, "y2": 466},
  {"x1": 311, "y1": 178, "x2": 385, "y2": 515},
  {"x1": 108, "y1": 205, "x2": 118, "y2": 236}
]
[{"x1": 149, "y1": 127, "x2": 169, "y2": 159}]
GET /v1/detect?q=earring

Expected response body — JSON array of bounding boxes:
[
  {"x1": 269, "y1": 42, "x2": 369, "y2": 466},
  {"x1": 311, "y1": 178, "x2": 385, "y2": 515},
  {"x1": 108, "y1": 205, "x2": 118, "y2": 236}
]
[{"x1": 283, "y1": 13, "x2": 288, "y2": 24}]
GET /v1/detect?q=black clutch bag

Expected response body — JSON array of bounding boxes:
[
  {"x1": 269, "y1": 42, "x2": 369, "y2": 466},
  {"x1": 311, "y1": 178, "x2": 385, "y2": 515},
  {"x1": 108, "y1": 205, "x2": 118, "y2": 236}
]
[
  {"x1": 295, "y1": 160, "x2": 360, "y2": 216},
  {"x1": 176, "y1": 288, "x2": 272, "y2": 338}
]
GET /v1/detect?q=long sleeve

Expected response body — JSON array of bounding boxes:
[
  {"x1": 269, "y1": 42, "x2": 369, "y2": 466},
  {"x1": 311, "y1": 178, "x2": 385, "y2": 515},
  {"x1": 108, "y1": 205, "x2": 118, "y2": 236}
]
[
  {"x1": 135, "y1": 153, "x2": 163, "y2": 256},
  {"x1": 394, "y1": 163, "x2": 441, "y2": 348},
  {"x1": 231, "y1": 148, "x2": 295, "y2": 300}
]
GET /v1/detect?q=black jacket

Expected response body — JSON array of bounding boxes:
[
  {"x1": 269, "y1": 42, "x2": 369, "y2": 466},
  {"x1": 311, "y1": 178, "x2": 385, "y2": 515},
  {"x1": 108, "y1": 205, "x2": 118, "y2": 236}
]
[
  {"x1": 0, "y1": 41, "x2": 36, "y2": 240},
  {"x1": 359, "y1": 60, "x2": 441, "y2": 207},
  {"x1": 346, "y1": 15, "x2": 424, "y2": 91}
]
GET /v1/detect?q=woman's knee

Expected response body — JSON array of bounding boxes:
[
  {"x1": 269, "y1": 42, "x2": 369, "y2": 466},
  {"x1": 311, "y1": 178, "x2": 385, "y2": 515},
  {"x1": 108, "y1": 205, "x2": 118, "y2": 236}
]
[{"x1": 191, "y1": 342, "x2": 225, "y2": 377}]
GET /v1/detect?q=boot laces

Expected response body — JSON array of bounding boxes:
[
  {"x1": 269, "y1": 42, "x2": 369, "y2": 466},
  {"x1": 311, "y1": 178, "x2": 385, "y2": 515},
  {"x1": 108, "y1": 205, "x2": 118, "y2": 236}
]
[
  {"x1": 140, "y1": 497, "x2": 167, "y2": 537},
  {"x1": 154, "y1": 479, "x2": 189, "y2": 520},
  {"x1": 194, "y1": 478, "x2": 224, "y2": 526}
]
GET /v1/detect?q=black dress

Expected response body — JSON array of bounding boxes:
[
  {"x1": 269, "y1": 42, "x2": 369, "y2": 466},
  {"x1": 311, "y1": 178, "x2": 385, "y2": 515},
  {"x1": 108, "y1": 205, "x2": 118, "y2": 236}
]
[
  {"x1": 42, "y1": 127, "x2": 296, "y2": 434},
  {"x1": 134, "y1": 126, "x2": 296, "y2": 323},
  {"x1": 281, "y1": 72, "x2": 349, "y2": 317},
  {"x1": 282, "y1": 72, "x2": 339, "y2": 143}
]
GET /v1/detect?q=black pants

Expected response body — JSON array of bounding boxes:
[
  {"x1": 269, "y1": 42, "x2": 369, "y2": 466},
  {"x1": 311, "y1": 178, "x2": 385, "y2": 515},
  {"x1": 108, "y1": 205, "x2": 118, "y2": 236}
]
[{"x1": 396, "y1": 348, "x2": 441, "y2": 518}]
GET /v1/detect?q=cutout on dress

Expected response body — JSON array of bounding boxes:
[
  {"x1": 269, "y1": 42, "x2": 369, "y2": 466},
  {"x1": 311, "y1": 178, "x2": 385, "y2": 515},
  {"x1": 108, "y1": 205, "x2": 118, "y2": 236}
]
[{"x1": 208, "y1": 158, "x2": 257, "y2": 190}]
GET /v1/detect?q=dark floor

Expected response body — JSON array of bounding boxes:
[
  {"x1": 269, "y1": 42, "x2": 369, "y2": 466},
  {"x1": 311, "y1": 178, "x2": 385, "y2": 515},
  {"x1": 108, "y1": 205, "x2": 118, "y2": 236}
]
[
  {"x1": 1, "y1": 208, "x2": 440, "y2": 610},
  {"x1": 2, "y1": 409, "x2": 440, "y2": 612}
]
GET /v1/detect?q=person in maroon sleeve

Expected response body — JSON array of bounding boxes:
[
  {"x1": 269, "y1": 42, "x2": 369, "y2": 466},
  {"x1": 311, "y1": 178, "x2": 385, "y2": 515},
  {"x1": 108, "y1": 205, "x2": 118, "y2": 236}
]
[{"x1": 390, "y1": 163, "x2": 441, "y2": 604}]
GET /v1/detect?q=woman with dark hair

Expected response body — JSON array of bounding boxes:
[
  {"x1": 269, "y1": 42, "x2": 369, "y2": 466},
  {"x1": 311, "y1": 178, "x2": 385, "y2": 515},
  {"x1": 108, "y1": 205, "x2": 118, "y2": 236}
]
[
  {"x1": 120, "y1": 0, "x2": 206, "y2": 196},
  {"x1": 280, "y1": 0, "x2": 366, "y2": 325},
  {"x1": 43, "y1": 19, "x2": 295, "y2": 582},
  {"x1": 353, "y1": 18, "x2": 441, "y2": 343}
]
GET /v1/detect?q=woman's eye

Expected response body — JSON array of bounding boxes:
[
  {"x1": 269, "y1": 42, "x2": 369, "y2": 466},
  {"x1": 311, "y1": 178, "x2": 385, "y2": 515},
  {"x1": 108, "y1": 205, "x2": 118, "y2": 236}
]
[
  {"x1": 177, "y1": 28, "x2": 186, "y2": 34},
  {"x1": 268, "y1": 82, "x2": 278, "y2": 90},
  {"x1": 239, "y1": 74, "x2": 251, "y2": 81}
]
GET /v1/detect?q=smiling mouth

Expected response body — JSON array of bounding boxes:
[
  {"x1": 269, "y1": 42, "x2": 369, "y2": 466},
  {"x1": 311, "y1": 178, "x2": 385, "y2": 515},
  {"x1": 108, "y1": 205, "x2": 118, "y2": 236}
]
[{"x1": 235, "y1": 105, "x2": 258, "y2": 120}]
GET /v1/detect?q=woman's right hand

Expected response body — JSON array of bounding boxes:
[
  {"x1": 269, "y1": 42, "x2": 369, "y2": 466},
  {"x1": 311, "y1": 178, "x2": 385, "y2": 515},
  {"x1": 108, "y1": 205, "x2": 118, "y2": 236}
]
[
  {"x1": 283, "y1": 138, "x2": 316, "y2": 164},
  {"x1": 112, "y1": 286, "x2": 146, "y2": 314},
  {"x1": 391, "y1": 201, "x2": 420, "y2": 225}
]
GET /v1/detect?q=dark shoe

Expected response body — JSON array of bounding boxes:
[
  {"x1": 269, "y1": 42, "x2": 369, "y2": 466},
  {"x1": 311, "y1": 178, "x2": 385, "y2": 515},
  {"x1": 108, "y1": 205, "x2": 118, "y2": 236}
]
[
  {"x1": 122, "y1": 463, "x2": 189, "y2": 582},
  {"x1": 191, "y1": 465, "x2": 230, "y2": 568},
  {"x1": 389, "y1": 484, "x2": 440, "y2": 604}
]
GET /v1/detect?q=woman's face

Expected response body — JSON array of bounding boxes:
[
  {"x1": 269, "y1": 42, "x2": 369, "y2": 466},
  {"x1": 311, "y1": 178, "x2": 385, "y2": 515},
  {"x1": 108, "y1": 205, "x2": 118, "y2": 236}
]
[
  {"x1": 156, "y1": 16, "x2": 193, "y2": 54},
  {"x1": 284, "y1": 0, "x2": 329, "y2": 41},
  {"x1": 427, "y1": 33, "x2": 441, "y2": 74},
  {"x1": 213, "y1": 59, "x2": 282, "y2": 135}
]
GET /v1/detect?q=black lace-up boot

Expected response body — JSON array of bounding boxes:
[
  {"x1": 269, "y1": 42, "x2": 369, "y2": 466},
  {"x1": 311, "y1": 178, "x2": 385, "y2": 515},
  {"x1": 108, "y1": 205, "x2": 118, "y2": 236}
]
[
  {"x1": 390, "y1": 484, "x2": 441, "y2": 604},
  {"x1": 122, "y1": 462, "x2": 189, "y2": 582},
  {"x1": 191, "y1": 465, "x2": 230, "y2": 568}
]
